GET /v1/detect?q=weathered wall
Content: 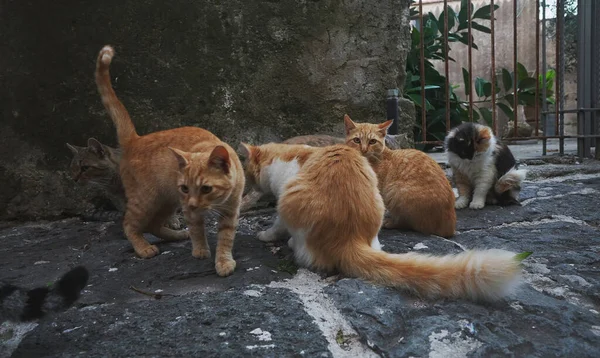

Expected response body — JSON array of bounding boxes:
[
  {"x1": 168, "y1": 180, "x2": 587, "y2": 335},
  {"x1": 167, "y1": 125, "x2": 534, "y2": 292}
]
[{"x1": 0, "y1": 0, "x2": 413, "y2": 220}]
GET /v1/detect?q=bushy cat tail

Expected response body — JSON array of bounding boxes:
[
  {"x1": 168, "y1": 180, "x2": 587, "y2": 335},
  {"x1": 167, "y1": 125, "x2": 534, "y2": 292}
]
[
  {"x1": 4, "y1": 266, "x2": 89, "y2": 322},
  {"x1": 95, "y1": 45, "x2": 138, "y2": 146},
  {"x1": 342, "y1": 246, "x2": 522, "y2": 301},
  {"x1": 496, "y1": 168, "x2": 527, "y2": 193}
]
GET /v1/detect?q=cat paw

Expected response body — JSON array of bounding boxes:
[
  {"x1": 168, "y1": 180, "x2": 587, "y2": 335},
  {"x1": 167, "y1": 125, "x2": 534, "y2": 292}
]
[
  {"x1": 257, "y1": 230, "x2": 277, "y2": 242},
  {"x1": 192, "y1": 248, "x2": 211, "y2": 259},
  {"x1": 469, "y1": 200, "x2": 485, "y2": 209},
  {"x1": 455, "y1": 197, "x2": 470, "y2": 209},
  {"x1": 135, "y1": 245, "x2": 160, "y2": 259},
  {"x1": 215, "y1": 259, "x2": 236, "y2": 277}
]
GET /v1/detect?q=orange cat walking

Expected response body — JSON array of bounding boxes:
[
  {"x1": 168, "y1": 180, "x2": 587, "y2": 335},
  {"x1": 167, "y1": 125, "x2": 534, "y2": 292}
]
[
  {"x1": 239, "y1": 143, "x2": 524, "y2": 301},
  {"x1": 95, "y1": 46, "x2": 244, "y2": 276},
  {"x1": 344, "y1": 115, "x2": 456, "y2": 237}
]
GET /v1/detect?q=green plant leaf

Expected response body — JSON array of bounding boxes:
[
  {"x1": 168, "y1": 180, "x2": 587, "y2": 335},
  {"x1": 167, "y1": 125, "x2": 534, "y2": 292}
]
[
  {"x1": 474, "y1": 77, "x2": 490, "y2": 98},
  {"x1": 497, "y1": 102, "x2": 514, "y2": 119},
  {"x1": 472, "y1": 4, "x2": 499, "y2": 20},
  {"x1": 517, "y1": 62, "x2": 529, "y2": 82},
  {"x1": 458, "y1": 0, "x2": 469, "y2": 25},
  {"x1": 470, "y1": 21, "x2": 491, "y2": 34},
  {"x1": 518, "y1": 77, "x2": 538, "y2": 92},
  {"x1": 515, "y1": 251, "x2": 533, "y2": 262},
  {"x1": 462, "y1": 68, "x2": 471, "y2": 96},
  {"x1": 479, "y1": 107, "x2": 493, "y2": 127},
  {"x1": 406, "y1": 93, "x2": 435, "y2": 111},
  {"x1": 483, "y1": 81, "x2": 493, "y2": 97},
  {"x1": 438, "y1": 7, "x2": 456, "y2": 31},
  {"x1": 502, "y1": 68, "x2": 513, "y2": 92},
  {"x1": 406, "y1": 85, "x2": 442, "y2": 93},
  {"x1": 471, "y1": 107, "x2": 480, "y2": 122}
]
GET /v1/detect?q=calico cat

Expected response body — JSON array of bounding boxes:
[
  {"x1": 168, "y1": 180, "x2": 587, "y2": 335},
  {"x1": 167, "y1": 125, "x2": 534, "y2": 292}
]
[
  {"x1": 1, "y1": 266, "x2": 88, "y2": 322},
  {"x1": 239, "y1": 134, "x2": 344, "y2": 213},
  {"x1": 343, "y1": 115, "x2": 456, "y2": 238},
  {"x1": 445, "y1": 122, "x2": 527, "y2": 209},
  {"x1": 66, "y1": 138, "x2": 183, "y2": 228},
  {"x1": 238, "y1": 142, "x2": 524, "y2": 301},
  {"x1": 96, "y1": 45, "x2": 244, "y2": 276}
]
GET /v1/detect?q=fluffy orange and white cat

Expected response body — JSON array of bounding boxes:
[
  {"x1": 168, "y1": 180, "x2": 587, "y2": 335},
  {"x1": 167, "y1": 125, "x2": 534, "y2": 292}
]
[
  {"x1": 238, "y1": 142, "x2": 526, "y2": 301},
  {"x1": 96, "y1": 45, "x2": 244, "y2": 276},
  {"x1": 343, "y1": 115, "x2": 456, "y2": 237}
]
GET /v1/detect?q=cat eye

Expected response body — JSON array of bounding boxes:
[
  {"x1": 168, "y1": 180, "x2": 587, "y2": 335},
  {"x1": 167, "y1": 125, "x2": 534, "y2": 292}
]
[
  {"x1": 368, "y1": 139, "x2": 377, "y2": 145},
  {"x1": 179, "y1": 185, "x2": 189, "y2": 194},
  {"x1": 200, "y1": 185, "x2": 212, "y2": 194},
  {"x1": 353, "y1": 138, "x2": 361, "y2": 143}
]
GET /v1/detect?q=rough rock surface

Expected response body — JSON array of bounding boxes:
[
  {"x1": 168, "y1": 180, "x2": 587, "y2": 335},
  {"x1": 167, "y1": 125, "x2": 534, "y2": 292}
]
[
  {"x1": 2, "y1": 160, "x2": 600, "y2": 357},
  {"x1": 0, "y1": 0, "x2": 413, "y2": 221}
]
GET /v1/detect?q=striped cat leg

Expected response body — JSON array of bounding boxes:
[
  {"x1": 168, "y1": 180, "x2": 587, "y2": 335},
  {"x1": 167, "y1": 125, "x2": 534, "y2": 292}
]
[
  {"x1": 184, "y1": 213, "x2": 210, "y2": 259},
  {"x1": 214, "y1": 213, "x2": 238, "y2": 276},
  {"x1": 123, "y1": 203, "x2": 160, "y2": 259}
]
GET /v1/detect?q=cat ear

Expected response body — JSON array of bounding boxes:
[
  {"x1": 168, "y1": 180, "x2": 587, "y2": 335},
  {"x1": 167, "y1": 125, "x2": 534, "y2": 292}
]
[
  {"x1": 343, "y1": 114, "x2": 357, "y2": 135},
  {"x1": 87, "y1": 138, "x2": 105, "y2": 157},
  {"x1": 168, "y1": 147, "x2": 190, "y2": 169},
  {"x1": 209, "y1": 145, "x2": 230, "y2": 174},
  {"x1": 377, "y1": 120, "x2": 394, "y2": 136},
  {"x1": 66, "y1": 143, "x2": 80, "y2": 155},
  {"x1": 237, "y1": 142, "x2": 253, "y2": 161}
]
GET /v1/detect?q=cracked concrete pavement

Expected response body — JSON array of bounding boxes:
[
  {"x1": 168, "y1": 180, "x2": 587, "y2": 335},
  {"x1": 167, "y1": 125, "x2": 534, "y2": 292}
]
[{"x1": 1, "y1": 155, "x2": 600, "y2": 357}]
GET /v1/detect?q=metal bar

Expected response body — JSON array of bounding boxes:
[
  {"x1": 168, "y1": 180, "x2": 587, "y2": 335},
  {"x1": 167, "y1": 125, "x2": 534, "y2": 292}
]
[
  {"x1": 541, "y1": 0, "x2": 548, "y2": 155},
  {"x1": 416, "y1": 134, "x2": 600, "y2": 145},
  {"x1": 386, "y1": 89, "x2": 399, "y2": 134},
  {"x1": 554, "y1": 0, "x2": 561, "y2": 141},
  {"x1": 467, "y1": 0, "x2": 474, "y2": 122},
  {"x1": 491, "y1": 0, "x2": 497, "y2": 134},
  {"x1": 513, "y1": 0, "x2": 518, "y2": 137},
  {"x1": 577, "y1": 0, "x2": 590, "y2": 159},
  {"x1": 444, "y1": 0, "x2": 450, "y2": 133},
  {"x1": 593, "y1": 0, "x2": 600, "y2": 159},
  {"x1": 557, "y1": 0, "x2": 565, "y2": 154},
  {"x1": 542, "y1": 108, "x2": 600, "y2": 114},
  {"x1": 535, "y1": 0, "x2": 540, "y2": 137},
  {"x1": 419, "y1": 0, "x2": 426, "y2": 142}
]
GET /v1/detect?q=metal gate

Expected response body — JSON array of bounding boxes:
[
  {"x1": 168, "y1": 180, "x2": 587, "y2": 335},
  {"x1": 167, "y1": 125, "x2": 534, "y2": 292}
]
[{"x1": 408, "y1": 0, "x2": 600, "y2": 158}]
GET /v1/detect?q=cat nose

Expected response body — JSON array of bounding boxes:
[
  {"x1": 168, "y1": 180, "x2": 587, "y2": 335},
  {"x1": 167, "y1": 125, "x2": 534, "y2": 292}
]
[
  {"x1": 360, "y1": 145, "x2": 368, "y2": 153},
  {"x1": 188, "y1": 198, "x2": 199, "y2": 209}
]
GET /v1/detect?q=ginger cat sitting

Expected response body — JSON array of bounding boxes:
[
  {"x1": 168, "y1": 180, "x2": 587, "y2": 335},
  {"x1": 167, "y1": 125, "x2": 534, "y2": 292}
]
[
  {"x1": 344, "y1": 115, "x2": 456, "y2": 238},
  {"x1": 95, "y1": 45, "x2": 244, "y2": 276},
  {"x1": 238, "y1": 142, "x2": 524, "y2": 301}
]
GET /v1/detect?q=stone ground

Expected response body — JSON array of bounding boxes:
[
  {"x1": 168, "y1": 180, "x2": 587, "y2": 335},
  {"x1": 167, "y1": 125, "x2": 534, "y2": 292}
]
[{"x1": 2, "y1": 154, "x2": 600, "y2": 358}]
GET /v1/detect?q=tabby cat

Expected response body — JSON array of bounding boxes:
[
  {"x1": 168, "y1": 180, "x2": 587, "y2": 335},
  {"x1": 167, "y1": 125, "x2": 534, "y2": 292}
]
[
  {"x1": 445, "y1": 122, "x2": 527, "y2": 209},
  {"x1": 238, "y1": 142, "x2": 524, "y2": 301},
  {"x1": 67, "y1": 138, "x2": 183, "y2": 228},
  {"x1": 344, "y1": 115, "x2": 456, "y2": 237},
  {"x1": 67, "y1": 137, "x2": 125, "y2": 212},
  {"x1": 1, "y1": 266, "x2": 88, "y2": 322},
  {"x1": 96, "y1": 45, "x2": 244, "y2": 276}
]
